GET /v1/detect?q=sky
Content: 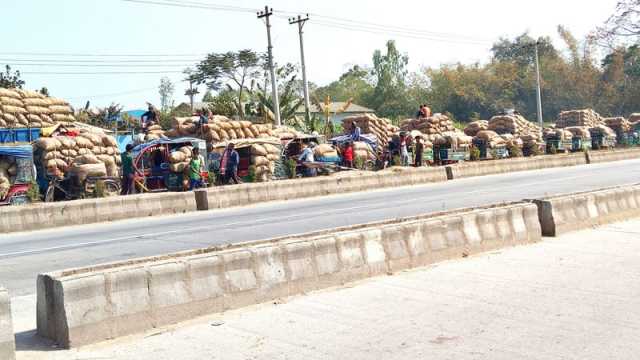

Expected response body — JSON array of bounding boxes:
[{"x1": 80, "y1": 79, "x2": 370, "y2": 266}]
[{"x1": 0, "y1": 0, "x2": 620, "y2": 110}]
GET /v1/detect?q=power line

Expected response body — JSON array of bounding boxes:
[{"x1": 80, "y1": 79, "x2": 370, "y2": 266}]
[
  {"x1": 2, "y1": 63, "x2": 195, "y2": 68},
  {"x1": 0, "y1": 52, "x2": 205, "y2": 57},
  {"x1": 21, "y1": 70, "x2": 184, "y2": 75},
  {"x1": 120, "y1": 0, "x2": 494, "y2": 45},
  {"x1": 0, "y1": 58, "x2": 201, "y2": 63}
]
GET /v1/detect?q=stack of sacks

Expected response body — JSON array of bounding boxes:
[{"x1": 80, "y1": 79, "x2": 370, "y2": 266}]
[
  {"x1": 343, "y1": 114, "x2": 398, "y2": 149},
  {"x1": 543, "y1": 128, "x2": 574, "y2": 141},
  {"x1": 498, "y1": 133, "x2": 524, "y2": 149},
  {"x1": 250, "y1": 143, "x2": 280, "y2": 182},
  {"x1": 408, "y1": 130, "x2": 434, "y2": 150},
  {"x1": 313, "y1": 143, "x2": 339, "y2": 160},
  {"x1": 475, "y1": 130, "x2": 506, "y2": 148},
  {"x1": 0, "y1": 88, "x2": 74, "y2": 128},
  {"x1": 34, "y1": 132, "x2": 121, "y2": 177},
  {"x1": 167, "y1": 116, "x2": 276, "y2": 143},
  {"x1": 271, "y1": 125, "x2": 301, "y2": 140},
  {"x1": 168, "y1": 146, "x2": 193, "y2": 173},
  {"x1": 144, "y1": 124, "x2": 167, "y2": 141},
  {"x1": 400, "y1": 113, "x2": 456, "y2": 135},
  {"x1": 604, "y1": 117, "x2": 631, "y2": 133},
  {"x1": 489, "y1": 114, "x2": 542, "y2": 147},
  {"x1": 432, "y1": 131, "x2": 473, "y2": 149},
  {"x1": 353, "y1": 141, "x2": 375, "y2": 160},
  {"x1": 464, "y1": 120, "x2": 489, "y2": 136},
  {"x1": 0, "y1": 157, "x2": 17, "y2": 199},
  {"x1": 556, "y1": 109, "x2": 603, "y2": 128},
  {"x1": 589, "y1": 124, "x2": 616, "y2": 139},
  {"x1": 564, "y1": 126, "x2": 592, "y2": 140}
]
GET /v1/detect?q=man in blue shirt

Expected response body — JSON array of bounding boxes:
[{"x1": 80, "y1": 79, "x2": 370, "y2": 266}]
[{"x1": 221, "y1": 143, "x2": 241, "y2": 184}]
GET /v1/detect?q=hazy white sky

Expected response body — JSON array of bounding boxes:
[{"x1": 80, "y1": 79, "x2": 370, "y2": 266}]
[{"x1": 0, "y1": 0, "x2": 620, "y2": 109}]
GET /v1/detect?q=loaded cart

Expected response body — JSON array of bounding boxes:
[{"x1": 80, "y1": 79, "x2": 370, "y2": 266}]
[
  {"x1": 0, "y1": 144, "x2": 36, "y2": 206},
  {"x1": 132, "y1": 137, "x2": 208, "y2": 192}
]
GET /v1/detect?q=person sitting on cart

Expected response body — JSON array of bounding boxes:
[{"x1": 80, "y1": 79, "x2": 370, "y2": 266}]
[
  {"x1": 350, "y1": 123, "x2": 362, "y2": 142},
  {"x1": 189, "y1": 147, "x2": 203, "y2": 190},
  {"x1": 299, "y1": 142, "x2": 317, "y2": 177},
  {"x1": 220, "y1": 143, "x2": 241, "y2": 185},
  {"x1": 343, "y1": 141, "x2": 354, "y2": 168},
  {"x1": 141, "y1": 104, "x2": 159, "y2": 134},
  {"x1": 121, "y1": 144, "x2": 135, "y2": 195}
]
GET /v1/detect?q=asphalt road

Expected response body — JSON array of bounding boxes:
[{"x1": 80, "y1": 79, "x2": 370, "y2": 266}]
[{"x1": 2, "y1": 159, "x2": 640, "y2": 296}]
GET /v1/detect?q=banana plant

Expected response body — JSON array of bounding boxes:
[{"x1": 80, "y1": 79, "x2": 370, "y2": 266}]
[{"x1": 311, "y1": 96, "x2": 353, "y2": 138}]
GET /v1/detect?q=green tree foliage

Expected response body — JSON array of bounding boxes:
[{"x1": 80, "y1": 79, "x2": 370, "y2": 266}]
[
  {"x1": 0, "y1": 65, "x2": 25, "y2": 89},
  {"x1": 206, "y1": 89, "x2": 240, "y2": 117},
  {"x1": 369, "y1": 40, "x2": 412, "y2": 118},
  {"x1": 314, "y1": 65, "x2": 374, "y2": 106},
  {"x1": 195, "y1": 50, "x2": 264, "y2": 117},
  {"x1": 256, "y1": 65, "x2": 304, "y2": 125}
]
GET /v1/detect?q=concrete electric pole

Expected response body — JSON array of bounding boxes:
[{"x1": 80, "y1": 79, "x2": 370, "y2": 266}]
[
  {"x1": 258, "y1": 6, "x2": 282, "y2": 127},
  {"x1": 534, "y1": 41, "x2": 543, "y2": 127},
  {"x1": 289, "y1": 14, "x2": 311, "y2": 122}
]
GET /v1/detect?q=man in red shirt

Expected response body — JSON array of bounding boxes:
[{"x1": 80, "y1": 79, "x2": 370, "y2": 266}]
[{"x1": 343, "y1": 142, "x2": 354, "y2": 168}]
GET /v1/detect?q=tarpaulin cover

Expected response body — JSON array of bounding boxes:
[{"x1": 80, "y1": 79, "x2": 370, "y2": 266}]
[{"x1": 0, "y1": 145, "x2": 33, "y2": 159}]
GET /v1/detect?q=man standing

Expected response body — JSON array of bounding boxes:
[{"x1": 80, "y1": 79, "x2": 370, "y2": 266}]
[
  {"x1": 220, "y1": 143, "x2": 241, "y2": 185},
  {"x1": 121, "y1": 144, "x2": 135, "y2": 195},
  {"x1": 189, "y1": 147, "x2": 203, "y2": 190},
  {"x1": 400, "y1": 133, "x2": 410, "y2": 167},
  {"x1": 299, "y1": 142, "x2": 317, "y2": 177},
  {"x1": 414, "y1": 135, "x2": 424, "y2": 167}
]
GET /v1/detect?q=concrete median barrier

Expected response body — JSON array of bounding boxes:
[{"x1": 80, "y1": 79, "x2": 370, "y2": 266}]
[
  {"x1": 448, "y1": 153, "x2": 587, "y2": 180},
  {"x1": 0, "y1": 287, "x2": 15, "y2": 360},
  {"x1": 36, "y1": 201, "x2": 541, "y2": 348},
  {"x1": 532, "y1": 185, "x2": 640, "y2": 236},
  {"x1": 1, "y1": 191, "x2": 196, "y2": 234},
  {"x1": 587, "y1": 148, "x2": 640, "y2": 164}
]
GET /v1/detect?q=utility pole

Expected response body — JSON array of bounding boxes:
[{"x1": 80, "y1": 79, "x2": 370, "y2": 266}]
[
  {"x1": 258, "y1": 6, "x2": 282, "y2": 127},
  {"x1": 534, "y1": 41, "x2": 543, "y2": 127},
  {"x1": 289, "y1": 14, "x2": 311, "y2": 122},
  {"x1": 188, "y1": 79, "x2": 195, "y2": 113}
]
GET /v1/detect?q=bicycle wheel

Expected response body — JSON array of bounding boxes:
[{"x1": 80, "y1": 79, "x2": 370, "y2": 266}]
[{"x1": 103, "y1": 179, "x2": 121, "y2": 197}]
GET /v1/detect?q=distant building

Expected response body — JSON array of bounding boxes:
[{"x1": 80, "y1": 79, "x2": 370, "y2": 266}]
[
  {"x1": 295, "y1": 102, "x2": 375, "y2": 124},
  {"x1": 174, "y1": 102, "x2": 208, "y2": 114}
]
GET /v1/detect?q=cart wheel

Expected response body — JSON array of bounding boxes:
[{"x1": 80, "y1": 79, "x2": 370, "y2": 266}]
[
  {"x1": 44, "y1": 185, "x2": 56, "y2": 202},
  {"x1": 364, "y1": 160, "x2": 375, "y2": 171},
  {"x1": 103, "y1": 179, "x2": 121, "y2": 197},
  {"x1": 9, "y1": 191, "x2": 30, "y2": 206}
]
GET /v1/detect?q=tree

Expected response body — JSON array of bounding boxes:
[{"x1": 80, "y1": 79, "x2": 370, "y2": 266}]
[
  {"x1": 369, "y1": 40, "x2": 412, "y2": 118},
  {"x1": 596, "y1": 0, "x2": 640, "y2": 46},
  {"x1": 158, "y1": 77, "x2": 175, "y2": 112},
  {"x1": 0, "y1": 65, "x2": 25, "y2": 89},
  {"x1": 314, "y1": 65, "x2": 374, "y2": 107},
  {"x1": 256, "y1": 65, "x2": 304, "y2": 125},
  {"x1": 196, "y1": 50, "x2": 264, "y2": 117}
]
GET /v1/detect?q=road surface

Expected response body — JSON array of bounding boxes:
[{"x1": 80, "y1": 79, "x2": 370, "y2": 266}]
[
  {"x1": 14, "y1": 218, "x2": 640, "y2": 360},
  {"x1": 2, "y1": 159, "x2": 640, "y2": 296}
]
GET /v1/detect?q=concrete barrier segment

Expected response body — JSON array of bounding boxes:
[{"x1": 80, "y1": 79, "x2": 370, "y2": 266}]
[
  {"x1": 0, "y1": 287, "x2": 15, "y2": 360},
  {"x1": 35, "y1": 202, "x2": 543, "y2": 348}
]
